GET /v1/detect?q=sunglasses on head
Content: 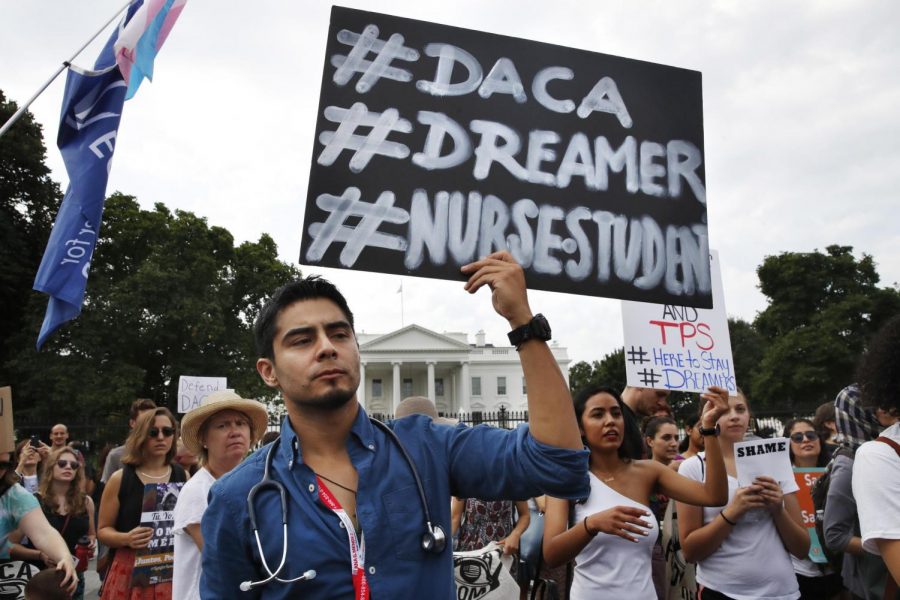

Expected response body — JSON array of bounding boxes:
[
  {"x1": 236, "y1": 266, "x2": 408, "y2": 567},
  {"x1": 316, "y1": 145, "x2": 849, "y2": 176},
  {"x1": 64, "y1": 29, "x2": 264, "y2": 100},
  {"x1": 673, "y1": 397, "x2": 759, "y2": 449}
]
[
  {"x1": 148, "y1": 427, "x2": 176, "y2": 438},
  {"x1": 790, "y1": 431, "x2": 819, "y2": 443},
  {"x1": 56, "y1": 459, "x2": 79, "y2": 470}
]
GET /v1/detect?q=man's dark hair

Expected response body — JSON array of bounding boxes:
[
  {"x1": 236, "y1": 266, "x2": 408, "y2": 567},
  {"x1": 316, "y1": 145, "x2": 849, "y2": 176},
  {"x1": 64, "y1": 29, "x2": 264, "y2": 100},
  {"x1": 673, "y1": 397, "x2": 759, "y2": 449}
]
[
  {"x1": 25, "y1": 568, "x2": 69, "y2": 600},
  {"x1": 129, "y1": 398, "x2": 157, "y2": 421},
  {"x1": 813, "y1": 401, "x2": 836, "y2": 440},
  {"x1": 856, "y1": 314, "x2": 900, "y2": 413},
  {"x1": 254, "y1": 276, "x2": 355, "y2": 360}
]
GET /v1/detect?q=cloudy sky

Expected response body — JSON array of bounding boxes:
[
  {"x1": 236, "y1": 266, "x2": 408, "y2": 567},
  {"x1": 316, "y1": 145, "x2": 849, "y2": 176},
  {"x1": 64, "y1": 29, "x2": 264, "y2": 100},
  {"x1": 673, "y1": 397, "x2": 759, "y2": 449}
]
[{"x1": 3, "y1": 0, "x2": 898, "y2": 366}]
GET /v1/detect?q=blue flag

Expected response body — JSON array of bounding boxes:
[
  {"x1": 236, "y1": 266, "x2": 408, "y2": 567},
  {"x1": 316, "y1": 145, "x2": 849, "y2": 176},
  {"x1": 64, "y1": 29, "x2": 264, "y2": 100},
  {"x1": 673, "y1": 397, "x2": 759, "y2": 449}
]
[{"x1": 33, "y1": 2, "x2": 142, "y2": 349}]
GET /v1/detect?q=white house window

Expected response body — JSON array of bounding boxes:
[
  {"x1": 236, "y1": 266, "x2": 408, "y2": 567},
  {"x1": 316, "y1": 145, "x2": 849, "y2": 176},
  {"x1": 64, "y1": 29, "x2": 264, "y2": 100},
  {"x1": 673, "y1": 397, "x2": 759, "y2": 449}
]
[
  {"x1": 471, "y1": 376, "x2": 482, "y2": 396},
  {"x1": 497, "y1": 376, "x2": 507, "y2": 396},
  {"x1": 435, "y1": 378, "x2": 444, "y2": 396},
  {"x1": 372, "y1": 379, "x2": 383, "y2": 397},
  {"x1": 402, "y1": 378, "x2": 413, "y2": 398}
]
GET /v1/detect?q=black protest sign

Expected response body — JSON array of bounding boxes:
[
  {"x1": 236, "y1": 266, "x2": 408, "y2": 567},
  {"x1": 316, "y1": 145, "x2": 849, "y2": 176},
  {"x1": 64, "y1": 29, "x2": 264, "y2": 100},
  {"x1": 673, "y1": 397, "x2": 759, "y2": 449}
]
[{"x1": 301, "y1": 6, "x2": 712, "y2": 307}]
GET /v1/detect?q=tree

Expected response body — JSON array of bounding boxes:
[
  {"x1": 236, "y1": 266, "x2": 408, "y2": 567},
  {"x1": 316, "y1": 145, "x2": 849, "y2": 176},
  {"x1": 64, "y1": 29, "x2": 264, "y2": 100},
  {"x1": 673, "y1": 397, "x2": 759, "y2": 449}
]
[
  {"x1": 0, "y1": 91, "x2": 62, "y2": 373},
  {"x1": 727, "y1": 317, "x2": 766, "y2": 402},
  {"x1": 4, "y1": 193, "x2": 301, "y2": 438},
  {"x1": 569, "y1": 348, "x2": 626, "y2": 394},
  {"x1": 750, "y1": 246, "x2": 900, "y2": 410}
]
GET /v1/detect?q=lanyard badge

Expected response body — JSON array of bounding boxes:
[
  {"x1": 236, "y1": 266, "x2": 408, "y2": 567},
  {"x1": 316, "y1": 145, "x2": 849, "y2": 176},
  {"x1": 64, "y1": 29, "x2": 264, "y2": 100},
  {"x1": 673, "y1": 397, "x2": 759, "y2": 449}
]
[{"x1": 317, "y1": 476, "x2": 369, "y2": 600}]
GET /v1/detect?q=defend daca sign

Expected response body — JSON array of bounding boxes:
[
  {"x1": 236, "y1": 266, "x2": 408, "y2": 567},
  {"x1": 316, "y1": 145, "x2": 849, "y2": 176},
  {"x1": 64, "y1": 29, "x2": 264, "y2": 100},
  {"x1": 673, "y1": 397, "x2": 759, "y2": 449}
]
[{"x1": 301, "y1": 7, "x2": 712, "y2": 307}]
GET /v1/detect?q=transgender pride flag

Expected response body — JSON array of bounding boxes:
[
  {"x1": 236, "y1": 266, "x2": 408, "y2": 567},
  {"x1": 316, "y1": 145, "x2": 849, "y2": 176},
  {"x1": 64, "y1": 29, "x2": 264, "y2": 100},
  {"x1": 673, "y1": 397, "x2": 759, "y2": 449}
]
[{"x1": 114, "y1": 0, "x2": 188, "y2": 99}]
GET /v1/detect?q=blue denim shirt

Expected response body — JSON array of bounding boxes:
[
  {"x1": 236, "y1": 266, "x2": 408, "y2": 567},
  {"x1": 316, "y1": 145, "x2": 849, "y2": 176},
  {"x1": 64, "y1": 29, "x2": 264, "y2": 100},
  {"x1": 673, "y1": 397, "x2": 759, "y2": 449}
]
[{"x1": 200, "y1": 408, "x2": 589, "y2": 599}]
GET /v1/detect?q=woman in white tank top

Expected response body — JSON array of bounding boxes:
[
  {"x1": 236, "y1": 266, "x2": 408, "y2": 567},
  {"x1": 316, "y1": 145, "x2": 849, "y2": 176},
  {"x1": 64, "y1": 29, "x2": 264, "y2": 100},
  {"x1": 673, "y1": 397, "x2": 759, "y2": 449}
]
[{"x1": 543, "y1": 385, "x2": 732, "y2": 600}]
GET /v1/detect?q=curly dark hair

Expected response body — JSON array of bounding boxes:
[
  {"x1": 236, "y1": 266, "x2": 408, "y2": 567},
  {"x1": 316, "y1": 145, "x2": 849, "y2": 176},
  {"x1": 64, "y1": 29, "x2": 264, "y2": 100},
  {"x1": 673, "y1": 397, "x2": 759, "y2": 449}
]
[{"x1": 856, "y1": 314, "x2": 900, "y2": 413}]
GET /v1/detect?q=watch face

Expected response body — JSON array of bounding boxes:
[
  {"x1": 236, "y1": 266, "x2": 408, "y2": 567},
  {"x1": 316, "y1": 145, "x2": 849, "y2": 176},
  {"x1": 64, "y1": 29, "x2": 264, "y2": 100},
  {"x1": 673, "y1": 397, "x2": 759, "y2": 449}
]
[{"x1": 532, "y1": 314, "x2": 551, "y2": 339}]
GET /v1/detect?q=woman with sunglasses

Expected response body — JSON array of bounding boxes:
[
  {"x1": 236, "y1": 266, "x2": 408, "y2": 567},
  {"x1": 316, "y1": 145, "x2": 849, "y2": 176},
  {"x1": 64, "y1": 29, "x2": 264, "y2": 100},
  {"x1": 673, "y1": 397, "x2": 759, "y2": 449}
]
[
  {"x1": 98, "y1": 408, "x2": 187, "y2": 600},
  {"x1": 783, "y1": 418, "x2": 841, "y2": 599},
  {"x1": 10, "y1": 446, "x2": 97, "y2": 599},
  {"x1": 1, "y1": 449, "x2": 78, "y2": 596}
]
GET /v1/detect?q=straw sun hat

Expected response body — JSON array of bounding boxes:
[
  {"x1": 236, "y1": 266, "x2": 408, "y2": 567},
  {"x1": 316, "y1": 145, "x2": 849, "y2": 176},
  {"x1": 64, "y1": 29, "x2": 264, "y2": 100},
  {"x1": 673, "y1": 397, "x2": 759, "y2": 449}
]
[{"x1": 180, "y1": 390, "x2": 269, "y2": 455}]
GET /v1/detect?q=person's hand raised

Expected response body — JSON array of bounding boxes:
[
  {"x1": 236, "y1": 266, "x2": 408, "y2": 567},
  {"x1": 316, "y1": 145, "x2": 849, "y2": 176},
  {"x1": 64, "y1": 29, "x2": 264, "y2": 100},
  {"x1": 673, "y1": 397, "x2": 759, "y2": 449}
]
[{"x1": 461, "y1": 251, "x2": 532, "y2": 327}]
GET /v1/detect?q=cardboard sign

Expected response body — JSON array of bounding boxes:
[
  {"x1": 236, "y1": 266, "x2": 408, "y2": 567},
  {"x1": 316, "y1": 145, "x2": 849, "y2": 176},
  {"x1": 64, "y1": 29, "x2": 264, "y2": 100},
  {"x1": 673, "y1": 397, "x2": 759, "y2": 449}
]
[
  {"x1": 0, "y1": 560, "x2": 40, "y2": 599},
  {"x1": 734, "y1": 437, "x2": 794, "y2": 487},
  {"x1": 662, "y1": 500, "x2": 697, "y2": 600},
  {"x1": 794, "y1": 467, "x2": 827, "y2": 564},
  {"x1": 132, "y1": 482, "x2": 183, "y2": 586},
  {"x1": 622, "y1": 250, "x2": 735, "y2": 393},
  {"x1": 453, "y1": 541, "x2": 518, "y2": 600},
  {"x1": 0, "y1": 387, "x2": 14, "y2": 453},
  {"x1": 301, "y1": 7, "x2": 712, "y2": 308},
  {"x1": 177, "y1": 376, "x2": 227, "y2": 413}
]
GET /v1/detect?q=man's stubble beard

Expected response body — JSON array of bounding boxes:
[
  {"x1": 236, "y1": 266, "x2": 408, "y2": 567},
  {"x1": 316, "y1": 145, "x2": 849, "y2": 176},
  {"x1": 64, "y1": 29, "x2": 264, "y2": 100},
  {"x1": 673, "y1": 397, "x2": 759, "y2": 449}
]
[{"x1": 288, "y1": 387, "x2": 357, "y2": 413}]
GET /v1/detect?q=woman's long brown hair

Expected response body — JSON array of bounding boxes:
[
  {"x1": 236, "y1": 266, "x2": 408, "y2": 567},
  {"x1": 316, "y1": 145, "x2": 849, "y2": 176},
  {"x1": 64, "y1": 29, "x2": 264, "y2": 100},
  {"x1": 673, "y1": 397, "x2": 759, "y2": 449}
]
[{"x1": 38, "y1": 447, "x2": 88, "y2": 516}]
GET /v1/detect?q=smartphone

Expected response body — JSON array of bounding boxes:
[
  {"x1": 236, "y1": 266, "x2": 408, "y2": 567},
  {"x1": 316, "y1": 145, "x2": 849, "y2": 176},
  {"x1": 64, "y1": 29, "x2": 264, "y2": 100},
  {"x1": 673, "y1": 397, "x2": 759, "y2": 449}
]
[{"x1": 30, "y1": 434, "x2": 40, "y2": 447}]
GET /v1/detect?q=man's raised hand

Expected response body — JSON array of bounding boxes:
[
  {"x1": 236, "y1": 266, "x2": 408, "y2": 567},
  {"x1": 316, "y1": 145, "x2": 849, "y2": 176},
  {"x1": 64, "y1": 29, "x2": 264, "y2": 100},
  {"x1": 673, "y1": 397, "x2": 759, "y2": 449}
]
[{"x1": 461, "y1": 251, "x2": 532, "y2": 327}]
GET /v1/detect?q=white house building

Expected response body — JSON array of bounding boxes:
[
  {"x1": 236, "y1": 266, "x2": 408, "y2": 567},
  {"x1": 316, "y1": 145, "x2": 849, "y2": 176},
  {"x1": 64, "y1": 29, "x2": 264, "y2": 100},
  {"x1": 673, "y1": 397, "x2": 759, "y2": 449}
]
[{"x1": 356, "y1": 324, "x2": 570, "y2": 417}]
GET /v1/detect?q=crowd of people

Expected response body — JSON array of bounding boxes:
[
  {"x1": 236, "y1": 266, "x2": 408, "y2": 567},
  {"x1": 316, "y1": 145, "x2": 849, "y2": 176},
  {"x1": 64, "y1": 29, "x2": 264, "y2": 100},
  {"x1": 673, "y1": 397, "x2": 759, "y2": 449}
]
[{"x1": 1, "y1": 252, "x2": 898, "y2": 599}]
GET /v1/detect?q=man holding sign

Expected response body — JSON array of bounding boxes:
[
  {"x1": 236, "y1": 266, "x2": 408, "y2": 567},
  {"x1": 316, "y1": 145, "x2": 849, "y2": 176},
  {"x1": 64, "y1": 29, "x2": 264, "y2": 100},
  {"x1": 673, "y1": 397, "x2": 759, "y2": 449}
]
[{"x1": 201, "y1": 252, "x2": 589, "y2": 598}]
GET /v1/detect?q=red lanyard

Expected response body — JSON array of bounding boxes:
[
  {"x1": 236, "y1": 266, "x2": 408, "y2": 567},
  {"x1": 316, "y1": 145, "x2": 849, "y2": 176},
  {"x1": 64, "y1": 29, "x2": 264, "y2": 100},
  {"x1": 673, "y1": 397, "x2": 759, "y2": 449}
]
[{"x1": 316, "y1": 476, "x2": 369, "y2": 600}]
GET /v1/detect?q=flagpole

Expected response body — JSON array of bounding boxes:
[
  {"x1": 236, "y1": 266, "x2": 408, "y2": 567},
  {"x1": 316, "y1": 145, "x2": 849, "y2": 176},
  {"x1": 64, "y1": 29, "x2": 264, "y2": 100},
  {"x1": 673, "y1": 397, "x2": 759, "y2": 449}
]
[
  {"x1": 399, "y1": 281, "x2": 405, "y2": 328},
  {"x1": 0, "y1": 0, "x2": 134, "y2": 139}
]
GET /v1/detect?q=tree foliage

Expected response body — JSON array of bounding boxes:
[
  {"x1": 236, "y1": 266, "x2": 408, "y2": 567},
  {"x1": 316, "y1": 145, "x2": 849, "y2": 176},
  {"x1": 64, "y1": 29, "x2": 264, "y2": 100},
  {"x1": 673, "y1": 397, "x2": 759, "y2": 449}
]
[
  {"x1": 569, "y1": 348, "x2": 626, "y2": 395},
  {"x1": 0, "y1": 91, "x2": 62, "y2": 372},
  {"x1": 4, "y1": 194, "x2": 301, "y2": 429},
  {"x1": 569, "y1": 247, "x2": 900, "y2": 418},
  {"x1": 750, "y1": 246, "x2": 900, "y2": 410},
  {"x1": 0, "y1": 92, "x2": 301, "y2": 437},
  {"x1": 727, "y1": 317, "x2": 765, "y2": 401}
]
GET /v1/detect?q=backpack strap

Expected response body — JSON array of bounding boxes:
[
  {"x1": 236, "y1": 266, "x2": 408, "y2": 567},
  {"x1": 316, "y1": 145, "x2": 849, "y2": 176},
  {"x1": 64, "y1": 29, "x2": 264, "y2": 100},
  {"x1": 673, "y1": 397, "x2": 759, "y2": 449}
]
[{"x1": 875, "y1": 436, "x2": 900, "y2": 456}]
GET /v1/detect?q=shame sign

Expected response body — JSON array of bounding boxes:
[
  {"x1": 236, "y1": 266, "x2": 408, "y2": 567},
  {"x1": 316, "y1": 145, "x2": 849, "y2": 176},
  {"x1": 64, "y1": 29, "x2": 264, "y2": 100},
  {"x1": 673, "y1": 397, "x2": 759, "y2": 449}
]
[{"x1": 736, "y1": 440, "x2": 787, "y2": 458}]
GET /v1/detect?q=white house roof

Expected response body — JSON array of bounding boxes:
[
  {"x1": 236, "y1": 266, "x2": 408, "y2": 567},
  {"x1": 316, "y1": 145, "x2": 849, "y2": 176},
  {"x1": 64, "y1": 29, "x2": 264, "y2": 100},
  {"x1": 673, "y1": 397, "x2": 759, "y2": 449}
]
[{"x1": 359, "y1": 324, "x2": 472, "y2": 353}]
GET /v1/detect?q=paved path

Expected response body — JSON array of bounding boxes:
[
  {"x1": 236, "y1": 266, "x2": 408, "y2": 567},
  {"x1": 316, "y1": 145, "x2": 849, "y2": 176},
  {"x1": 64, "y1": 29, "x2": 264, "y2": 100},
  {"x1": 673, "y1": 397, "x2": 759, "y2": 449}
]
[{"x1": 83, "y1": 556, "x2": 101, "y2": 598}]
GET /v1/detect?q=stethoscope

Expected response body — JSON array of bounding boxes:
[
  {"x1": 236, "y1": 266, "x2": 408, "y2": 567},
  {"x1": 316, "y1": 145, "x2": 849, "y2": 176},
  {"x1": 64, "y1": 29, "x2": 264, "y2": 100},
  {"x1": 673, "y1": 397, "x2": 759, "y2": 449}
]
[{"x1": 240, "y1": 418, "x2": 447, "y2": 592}]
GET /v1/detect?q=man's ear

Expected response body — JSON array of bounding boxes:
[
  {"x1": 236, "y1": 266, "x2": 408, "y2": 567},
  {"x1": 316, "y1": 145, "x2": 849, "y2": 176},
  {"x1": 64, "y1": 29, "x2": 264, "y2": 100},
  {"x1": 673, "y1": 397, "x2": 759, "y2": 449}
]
[{"x1": 256, "y1": 358, "x2": 279, "y2": 388}]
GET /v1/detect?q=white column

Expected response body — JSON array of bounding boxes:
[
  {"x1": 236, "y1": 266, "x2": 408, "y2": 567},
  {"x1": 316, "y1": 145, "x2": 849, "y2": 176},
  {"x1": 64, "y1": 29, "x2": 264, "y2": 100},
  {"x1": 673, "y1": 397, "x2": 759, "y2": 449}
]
[
  {"x1": 460, "y1": 362, "x2": 471, "y2": 413},
  {"x1": 452, "y1": 371, "x2": 459, "y2": 413},
  {"x1": 427, "y1": 362, "x2": 436, "y2": 401},
  {"x1": 392, "y1": 362, "x2": 402, "y2": 414},
  {"x1": 358, "y1": 362, "x2": 366, "y2": 408}
]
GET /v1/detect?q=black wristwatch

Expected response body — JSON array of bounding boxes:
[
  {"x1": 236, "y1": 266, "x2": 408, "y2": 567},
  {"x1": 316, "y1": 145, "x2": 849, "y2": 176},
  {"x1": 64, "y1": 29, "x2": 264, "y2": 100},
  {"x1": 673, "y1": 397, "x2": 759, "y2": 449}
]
[
  {"x1": 507, "y1": 314, "x2": 551, "y2": 350},
  {"x1": 698, "y1": 423, "x2": 720, "y2": 437}
]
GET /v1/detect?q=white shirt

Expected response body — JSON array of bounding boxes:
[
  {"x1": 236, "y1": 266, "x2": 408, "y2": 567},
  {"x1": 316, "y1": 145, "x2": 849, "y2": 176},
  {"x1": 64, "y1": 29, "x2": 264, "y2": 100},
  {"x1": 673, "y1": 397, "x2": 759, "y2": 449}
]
[
  {"x1": 18, "y1": 474, "x2": 38, "y2": 494},
  {"x1": 852, "y1": 422, "x2": 900, "y2": 555},
  {"x1": 173, "y1": 467, "x2": 215, "y2": 600},
  {"x1": 680, "y1": 453, "x2": 800, "y2": 600},
  {"x1": 570, "y1": 472, "x2": 659, "y2": 600}
]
